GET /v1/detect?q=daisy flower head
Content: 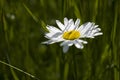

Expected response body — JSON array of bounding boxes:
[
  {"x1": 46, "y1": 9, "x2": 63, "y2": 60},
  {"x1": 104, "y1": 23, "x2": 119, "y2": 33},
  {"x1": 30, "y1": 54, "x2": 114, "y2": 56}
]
[{"x1": 42, "y1": 17, "x2": 103, "y2": 53}]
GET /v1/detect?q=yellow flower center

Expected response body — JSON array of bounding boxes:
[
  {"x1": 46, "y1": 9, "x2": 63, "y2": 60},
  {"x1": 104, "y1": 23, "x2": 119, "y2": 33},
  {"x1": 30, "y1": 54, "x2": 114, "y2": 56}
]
[{"x1": 62, "y1": 30, "x2": 80, "y2": 40}]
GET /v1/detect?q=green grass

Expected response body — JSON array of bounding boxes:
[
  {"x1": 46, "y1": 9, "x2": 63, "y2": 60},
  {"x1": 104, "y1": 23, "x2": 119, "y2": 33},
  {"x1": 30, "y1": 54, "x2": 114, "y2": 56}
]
[{"x1": 0, "y1": 0, "x2": 120, "y2": 80}]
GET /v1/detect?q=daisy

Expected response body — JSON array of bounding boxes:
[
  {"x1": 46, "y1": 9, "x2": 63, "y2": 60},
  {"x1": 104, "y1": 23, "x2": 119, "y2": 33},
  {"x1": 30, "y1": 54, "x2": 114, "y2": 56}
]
[{"x1": 42, "y1": 18, "x2": 103, "y2": 53}]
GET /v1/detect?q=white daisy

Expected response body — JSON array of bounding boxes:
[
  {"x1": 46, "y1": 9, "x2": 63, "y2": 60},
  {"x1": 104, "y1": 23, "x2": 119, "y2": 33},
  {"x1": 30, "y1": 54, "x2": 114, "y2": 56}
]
[{"x1": 42, "y1": 17, "x2": 103, "y2": 53}]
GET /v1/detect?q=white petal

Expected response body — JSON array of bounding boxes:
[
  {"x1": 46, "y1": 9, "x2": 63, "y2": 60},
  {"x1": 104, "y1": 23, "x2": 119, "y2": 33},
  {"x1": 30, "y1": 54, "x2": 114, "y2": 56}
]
[
  {"x1": 45, "y1": 32, "x2": 62, "y2": 39},
  {"x1": 94, "y1": 32, "x2": 103, "y2": 36},
  {"x1": 68, "y1": 43, "x2": 73, "y2": 46},
  {"x1": 78, "y1": 22, "x2": 89, "y2": 31},
  {"x1": 80, "y1": 23, "x2": 102, "y2": 38},
  {"x1": 64, "y1": 17, "x2": 68, "y2": 26},
  {"x1": 45, "y1": 33, "x2": 55, "y2": 38},
  {"x1": 56, "y1": 20, "x2": 65, "y2": 30},
  {"x1": 81, "y1": 22, "x2": 94, "y2": 35},
  {"x1": 86, "y1": 36, "x2": 95, "y2": 38},
  {"x1": 94, "y1": 25, "x2": 99, "y2": 28},
  {"x1": 77, "y1": 39, "x2": 88, "y2": 44},
  {"x1": 47, "y1": 25, "x2": 61, "y2": 33},
  {"x1": 64, "y1": 19, "x2": 73, "y2": 31},
  {"x1": 64, "y1": 19, "x2": 75, "y2": 31},
  {"x1": 75, "y1": 19, "x2": 80, "y2": 29},
  {"x1": 75, "y1": 42, "x2": 81, "y2": 48},
  {"x1": 42, "y1": 37, "x2": 64, "y2": 44},
  {"x1": 68, "y1": 19, "x2": 73, "y2": 23},
  {"x1": 60, "y1": 41, "x2": 73, "y2": 46},
  {"x1": 42, "y1": 40, "x2": 55, "y2": 44},
  {"x1": 50, "y1": 32, "x2": 62, "y2": 38},
  {"x1": 88, "y1": 28, "x2": 101, "y2": 36},
  {"x1": 68, "y1": 20, "x2": 75, "y2": 31},
  {"x1": 94, "y1": 28, "x2": 101, "y2": 32},
  {"x1": 63, "y1": 45, "x2": 69, "y2": 53},
  {"x1": 53, "y1": 38, "x2": 64, "y2": 42},
  {"x1": 60, "y1": 41, "x2": 68, "y2": 46},
  {"x1": 79, "y1": 22, "x2": 102, "y2": 38},
  {"x1": 74, "y1": 40, "x2": 83, "y2": 49}
]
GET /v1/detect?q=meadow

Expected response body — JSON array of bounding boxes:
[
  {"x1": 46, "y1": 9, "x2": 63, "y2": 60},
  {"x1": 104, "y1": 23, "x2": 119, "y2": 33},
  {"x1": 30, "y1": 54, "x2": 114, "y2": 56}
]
[{"x1": 0, "y1": 0, "x2": 120, "y2": 80}]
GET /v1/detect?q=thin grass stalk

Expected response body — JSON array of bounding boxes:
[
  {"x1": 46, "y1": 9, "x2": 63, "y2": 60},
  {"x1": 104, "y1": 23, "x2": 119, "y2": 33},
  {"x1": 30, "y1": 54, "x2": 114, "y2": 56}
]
[
  {"x1": 0, "y1": 60, "x2": 40, "y2": 80},
  {"x1": 112, "y1": 1, "x2": 119, "y2": 80},
  {"x1": 2, "y1": 10, "x2": 19, "y2": 80},
  {"x1": 92, "y1": 0, "x2": 99, "y2": 22}
]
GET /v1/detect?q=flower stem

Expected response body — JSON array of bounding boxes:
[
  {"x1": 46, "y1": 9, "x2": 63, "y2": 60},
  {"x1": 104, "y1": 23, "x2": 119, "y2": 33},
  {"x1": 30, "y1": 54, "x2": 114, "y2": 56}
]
[
  {"x1": 59, "y1": 50, "x2": 65, "y2": 80},
  {"x1": 72, "y1": 49, "x2": 78, "y2": 80}
]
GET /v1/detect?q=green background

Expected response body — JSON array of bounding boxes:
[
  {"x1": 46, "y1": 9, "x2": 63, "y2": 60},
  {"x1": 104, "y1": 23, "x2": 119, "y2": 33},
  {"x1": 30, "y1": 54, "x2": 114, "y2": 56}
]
[{"x1": 0, "y1": 0, "x2": 120, "y2": 80}]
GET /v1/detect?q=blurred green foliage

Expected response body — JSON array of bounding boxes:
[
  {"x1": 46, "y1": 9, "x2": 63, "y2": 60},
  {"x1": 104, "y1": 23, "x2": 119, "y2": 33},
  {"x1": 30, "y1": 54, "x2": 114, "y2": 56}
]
[{"x1": 0, "y1": 0, "x2": 120, "y2": 80}]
